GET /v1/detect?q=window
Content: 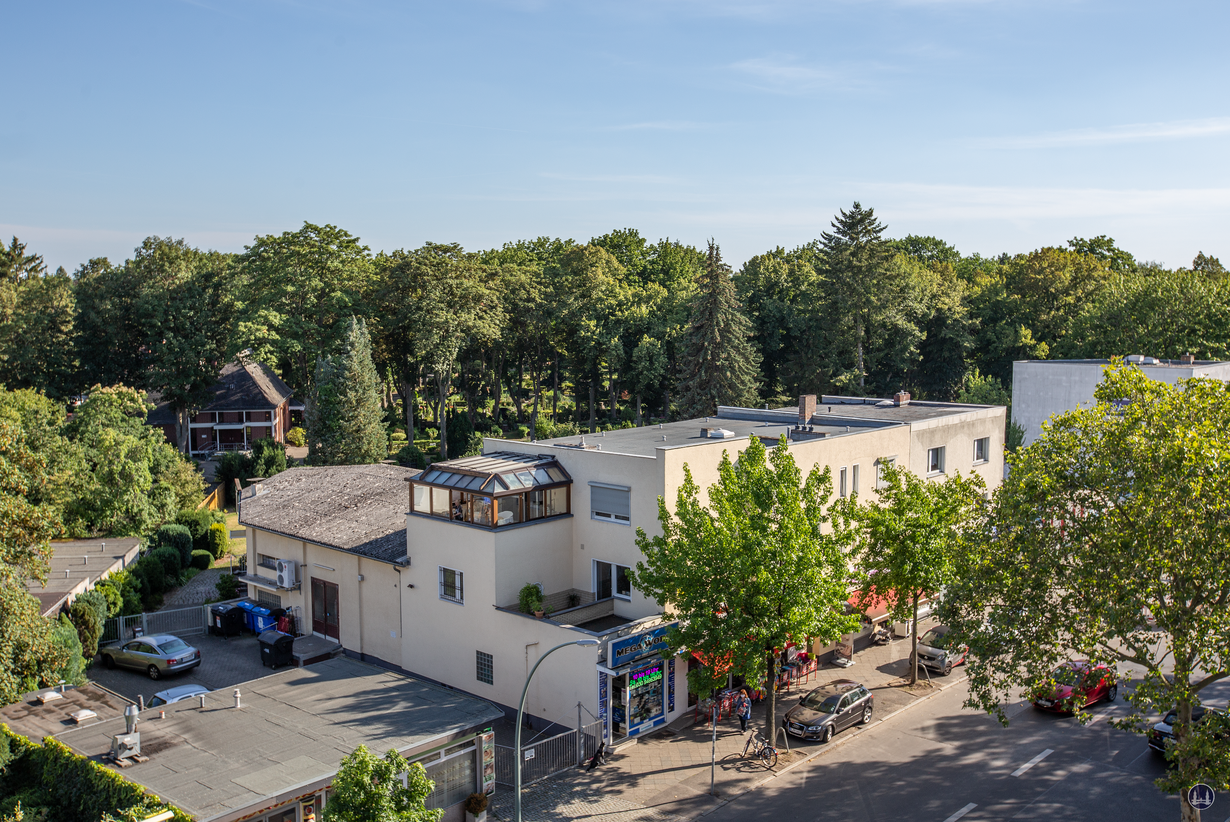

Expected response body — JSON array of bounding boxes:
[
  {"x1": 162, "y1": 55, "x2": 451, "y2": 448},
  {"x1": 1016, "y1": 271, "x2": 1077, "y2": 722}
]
[
  {"x1": 973, "y1": 437, "x2": 989, "y2": 464},
  {"x1": 423, "y1": 747, "x2": 476, "y2": 811},
  {"x1": 927, "y1": 446, "x2": 946, "y2": 474},
  {"x1": 595, "y1": 560, "x2": 631, "y2": 599},
  {"x1": 258, "y1": 554, "x2": 278, "y2": 570},
  {"x1": 439, "y1": 567, "x2": 463, "y2": 603},
  {"x1": 590, "y1": 483, "x2": 631, "y2": 524},
  {"x1": 476, "y1": 650, "x2": 493, "y2": 685},
  {"x1": 838, "y1": 467, "x2": 848, "y2": 498},
  {"x1": 852, "y1": 464, "x2": 860, "y2": 496},
  {"x1": 256, "y1": 589, "x2": 282, "y2": 608},
  {"x1": 875, "y1": 457, "x2": 896, "y2": 489}
]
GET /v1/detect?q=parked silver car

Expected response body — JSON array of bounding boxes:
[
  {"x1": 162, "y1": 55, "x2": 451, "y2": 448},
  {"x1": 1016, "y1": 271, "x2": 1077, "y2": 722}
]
[
  {"x1": 917, "y1": 625, "x2": 968, "y2": 676},
  {"x1": 148, "y1": 683, "x2": 210, "y2": 707},
  {"x1": 782, "y1": 679, "x2": 874, "y2": 743},
  {"x1": 99, "y1": 634, "x2": 201, "y2": 680}
]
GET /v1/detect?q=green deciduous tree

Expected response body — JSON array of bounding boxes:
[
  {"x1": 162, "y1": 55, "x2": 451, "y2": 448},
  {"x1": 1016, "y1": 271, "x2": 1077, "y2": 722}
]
[
  {"x1": 69, "y1": 590, "x2": 108, "y2": 660},
  {"x1": 675, "y1": 240, "x2": 760, "y2": 417},
  {"x1": 0, "y1": 265, "x2": 78, "y2": 399},
  {"x1": 942, "y1": 364, "x2": 1230, "y2": 821},
  {"x1": 0, "y1": 565, "x2": 71, "y2": 704},
  {"x1": 321, "y1": 745, "x2": 442, "y2": 822},
  {"x1": 630, "y1": 435, "x2": 856, "y2": 746},
  {"x1": 306, "y1": 318, "x2": 387, "y2": 465},
  {"x1": 838, "y1": 465, "x2": 986, "y2": 684},
  {"x1": 236, "y1": 222, "x2": 374, "y2": 391}
]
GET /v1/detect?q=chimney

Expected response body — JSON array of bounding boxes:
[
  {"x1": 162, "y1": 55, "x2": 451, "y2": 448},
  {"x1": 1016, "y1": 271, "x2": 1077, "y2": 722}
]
[
  {"x1": 798, "y1": 394, "x2": 817, "y2": 426},
  {"x1": 893, "y1": 391, "x2": 911, "y2": 407},
  {"x1": 1180, "y1": 353, "x2": 1196, "y2": 365}
]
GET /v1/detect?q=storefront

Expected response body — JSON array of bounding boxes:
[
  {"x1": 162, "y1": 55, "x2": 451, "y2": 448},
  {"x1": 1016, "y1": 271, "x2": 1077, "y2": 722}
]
[{"x1": 597, "y1": 622, "x2": 681, "y2": 744}]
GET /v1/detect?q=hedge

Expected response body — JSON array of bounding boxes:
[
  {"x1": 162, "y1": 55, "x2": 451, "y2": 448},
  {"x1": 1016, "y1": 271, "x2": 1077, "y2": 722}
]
[
  {"x1": 0, "y1": 726, "x2": 189, "y2": 822},
  {"x1": 189, "y1": 550, "x2": 213, "y2": 571},
  {"x1": 207, "y1": 522, "x2": 229, "y2": 559},
  {"x1": 155, "y1": 524, "x2": 193, "y2": 567}
]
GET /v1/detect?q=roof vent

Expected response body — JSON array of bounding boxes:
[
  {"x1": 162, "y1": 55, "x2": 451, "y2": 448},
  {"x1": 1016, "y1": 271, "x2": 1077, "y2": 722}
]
[
  {"x1": 893, "y1": 391, "x2": 911, "y2": 407},
  {"x1": 1180, "y1": 352, "x2": 1196, "y2": 365},
  {"x1": 703, "y1": 428, "x2": 736, "y2": 439}
]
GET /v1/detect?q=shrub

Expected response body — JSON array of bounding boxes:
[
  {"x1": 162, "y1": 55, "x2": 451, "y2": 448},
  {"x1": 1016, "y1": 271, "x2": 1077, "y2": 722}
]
[
  {"x1": 190, "y1": 550, "x2": 213, "y2": 570},
  {"x1": 176, "y1": 508, "x2": 216, "y2": 554},
  {"x1": 250, "y1": 437, "x2": 287, "y2": 479},
  {"x1": 215, "y1": 573, "x2": 239, "y2": 600},
  {"x1": 285, "y1": 426, "x2": 306, "y2": 447},
  {"x1": 155, "y1": 524, "x2": 193, "y2": 567},
  {"x1": 390, "y1": 431, "x2": 408, "y2": 444},
  {"x1": 207, "y1": 522, "x2": 229, "y2": 559},
  {"x1": 518, "y1": 582, "x2": 543, "y2": 614},
  {"x1": 465, "y1": 793, "x2": 489, "y2": 815},
  {"x1": 49, "y1": 616, "x2": 86, "y2": 687},
  {"x1": 69, "y1": 591, "x2": 107, "y2": 659},
  {"x1": 395, "y1": 443, "x2": 428, "y2": 470},
  {"x1": 94, "y1": 581, "x2": 124, "y2": 619},
  {"x1": 150, "y1": 546, "x2": 182, "y2": 579},
  {"x1": 214, "y1": 451, "x2": 251, "y2": 506},
  {"x1": 514, "y1": 424, "x2": 529, "y2": 440}
]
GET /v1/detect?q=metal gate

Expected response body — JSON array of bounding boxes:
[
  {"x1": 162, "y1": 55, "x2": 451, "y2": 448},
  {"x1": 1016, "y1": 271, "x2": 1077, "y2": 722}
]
[
  {"x1": 100, "y1": 600, "x2": 243, "y2": 644},
  {"x1": 494, "y1": 720, "x2": 603, "y2": 787}
]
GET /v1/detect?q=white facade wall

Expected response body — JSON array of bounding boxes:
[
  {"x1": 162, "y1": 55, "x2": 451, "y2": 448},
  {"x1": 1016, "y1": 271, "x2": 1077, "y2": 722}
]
[{"x1": 1012, "y1": 360, "x2": 1230, "y2": 445}]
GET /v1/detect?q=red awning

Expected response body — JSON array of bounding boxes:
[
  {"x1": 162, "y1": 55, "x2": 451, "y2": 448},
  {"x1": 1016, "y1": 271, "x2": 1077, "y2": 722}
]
[
  {"x1": 849, "y1": 591, "x2": 893, "y2": 622},
  {"x1": 690, "y1": 649, "x2": 732, "y2": 675}
]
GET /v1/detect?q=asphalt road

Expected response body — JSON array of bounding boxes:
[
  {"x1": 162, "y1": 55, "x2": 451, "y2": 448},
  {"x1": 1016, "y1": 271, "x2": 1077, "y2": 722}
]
[{"x1": 708, "y1": 679, "x2": 1230, "y2": 822}]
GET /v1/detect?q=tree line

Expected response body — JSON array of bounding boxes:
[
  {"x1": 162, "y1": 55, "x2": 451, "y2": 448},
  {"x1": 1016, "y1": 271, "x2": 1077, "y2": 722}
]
[{"x1": 2, "y1": 205, "x2": 1224, "y2": 458}]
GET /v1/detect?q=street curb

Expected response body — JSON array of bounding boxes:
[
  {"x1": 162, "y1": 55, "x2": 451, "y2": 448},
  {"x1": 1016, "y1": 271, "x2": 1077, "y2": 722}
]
[{"x1": 692, "y1": 672, "x2": 970, "y2": 819}]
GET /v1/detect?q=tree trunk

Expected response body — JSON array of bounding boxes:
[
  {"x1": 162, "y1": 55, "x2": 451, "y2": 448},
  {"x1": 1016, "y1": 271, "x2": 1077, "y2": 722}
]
[
  {"x1": 492, "y1": 351, "x2": 503, "y2": 427},
  {"x1": 856, "y1": 316, "x2": 866, "y2": 390},
  {"x1": 175, "y1": 405, "x2": 190, "y2": 454},
  {"x1": 437, "y1": 371, "x2": 451, "y2": 461},
  {"x1": 588, "y1": 377, "x2": 597, "y2": 433},
  {"x1": 764, "y1": 648, "x2": 778, "y2": 748},
  {"x1": 530, "y1": 349, "x2": 542, "y2": 441},
  {"x1": 551, "y1": 355, "x2": 559, "y2": 420},
  {"x1": 513, "y1": 356, "x2": 525, "y2": 423},
  {"x1": 635, "y1": 393, "x2": 642, "y2": 427},
  {"x1": 910, "y1": 594, "x2": 919, "y2": 686},
  {"x1": 400, "y1": 376, "x2": 416, "y2": 443}
]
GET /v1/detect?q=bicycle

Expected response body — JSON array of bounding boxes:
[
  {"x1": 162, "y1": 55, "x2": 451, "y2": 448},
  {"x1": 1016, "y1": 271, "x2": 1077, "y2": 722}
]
[{"x1": 742, "y1": 730, "x2": 779, "y2": 768}]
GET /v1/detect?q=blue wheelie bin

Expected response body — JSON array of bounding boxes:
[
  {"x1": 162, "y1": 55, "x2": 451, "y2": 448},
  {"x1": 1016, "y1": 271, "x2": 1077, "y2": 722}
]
[{"x1": 249, "y1": 604, "x2": 275, "y2": 633}]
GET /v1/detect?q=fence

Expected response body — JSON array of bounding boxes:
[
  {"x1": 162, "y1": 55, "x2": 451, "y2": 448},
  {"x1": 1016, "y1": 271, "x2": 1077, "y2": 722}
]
[
  {"x1": 100, "y1": 599, "x2": 243, "y2": 644},
  {"x1": 494, "y1": 719, "x2": 603, "y2": 787},
  {"x1": 196, "y1": 486, "x2": 222, "y2": 511}
]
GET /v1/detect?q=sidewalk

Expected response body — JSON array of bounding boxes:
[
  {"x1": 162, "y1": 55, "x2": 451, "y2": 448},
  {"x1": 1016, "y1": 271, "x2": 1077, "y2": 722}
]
[{"x1": 490, "y1": 621, "x2": 965, "y2": 822}]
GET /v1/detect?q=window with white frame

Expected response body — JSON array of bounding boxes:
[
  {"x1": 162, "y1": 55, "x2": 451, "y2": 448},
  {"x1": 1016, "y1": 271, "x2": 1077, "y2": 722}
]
[
  {"x1": 595, "y1": 560, "x2": 631, "y2": 599},
  {"x1": 838, "y1": 467, "x2": 848, "y2": 498},
  {"x1": 590, "y1": 482, "x2": 631, "y2": 524},
  {"x1": 875, "y1": 457, "x2": 896, "y2": 489},
  {"x1": 973, "y1": 437, "x2": 989, "y2": 464},
  {"x1": 852, "y1": 464, "x2": 860, "y2": 495},
  {"x1": 439, "y1": 566, "x2": 464, "y2": 603},
  {"x1": 476, "y1": 650, "x2": 493, "y2": 685},
  {"x1": 927, "y1": 446, "x2": 946, "y2": 474}
]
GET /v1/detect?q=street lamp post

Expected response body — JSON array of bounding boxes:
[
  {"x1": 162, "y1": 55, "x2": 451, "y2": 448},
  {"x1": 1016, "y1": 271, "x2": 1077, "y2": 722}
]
[{"x1": 514, "y1": 638, "x2": 600, "y2": 822}]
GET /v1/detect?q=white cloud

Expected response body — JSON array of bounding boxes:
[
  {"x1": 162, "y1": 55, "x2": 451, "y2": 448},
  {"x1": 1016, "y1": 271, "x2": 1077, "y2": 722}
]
[
  {"x1": 730, "y1": 55, "x2": 869, "y2": 94},
  {"x1": 986, "y1": 117, "x2": 1230, "y2": 149}
]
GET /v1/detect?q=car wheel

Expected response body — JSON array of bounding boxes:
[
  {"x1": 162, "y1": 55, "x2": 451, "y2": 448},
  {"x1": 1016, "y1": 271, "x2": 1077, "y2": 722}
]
[
  {"x1": 147, "y1": 665, "x2": 161, "y2": 680},
  {"x1": 941, "y1": 661, "x2": 953, "y2": 676},
  {"x1": 1106, "y1": 683, "x2": 1118, "y2": 703},
  {"x1": 821, "y1": 725, "x2": 834, "y2": 744},
  {"x1": 101, "y1": 655, "x2": 114, "y2": 669},
  {"x1": 860, "y1": 704, "x2": 873, "y2": 725}
]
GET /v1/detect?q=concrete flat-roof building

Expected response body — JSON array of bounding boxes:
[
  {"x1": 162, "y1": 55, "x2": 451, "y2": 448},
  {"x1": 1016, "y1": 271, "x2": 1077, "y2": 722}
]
[
  {"x1": 1012, "y1": 356, "x2": 1230, "y2": 445},
  {"x1": 27, "y1": 538, "x2": 141, "y2": 617},
  {"x1": 240, "y1": 392, "x2": 1006, "y2": 759},
  {"x1": 2, "y1": 658, "x2": 501, "y2": 822}
]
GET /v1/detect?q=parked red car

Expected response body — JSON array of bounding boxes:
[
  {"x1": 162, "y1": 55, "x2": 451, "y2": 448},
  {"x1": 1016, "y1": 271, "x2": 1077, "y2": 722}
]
[{"x1": 1031, "y1": 660, "x2": 1117, "y2": 713}]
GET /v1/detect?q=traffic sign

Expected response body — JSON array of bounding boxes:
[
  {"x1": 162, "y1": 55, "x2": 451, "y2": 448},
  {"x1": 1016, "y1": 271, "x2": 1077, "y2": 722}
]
[{"x1": 1187, "y1": 783, "x2": 1215, "y2": 811}]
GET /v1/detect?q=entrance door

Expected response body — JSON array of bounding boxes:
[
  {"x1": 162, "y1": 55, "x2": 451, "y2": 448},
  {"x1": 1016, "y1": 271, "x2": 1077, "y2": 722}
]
[{"x1": 311, "y1": 578, "x2": 340, "y2": 639}]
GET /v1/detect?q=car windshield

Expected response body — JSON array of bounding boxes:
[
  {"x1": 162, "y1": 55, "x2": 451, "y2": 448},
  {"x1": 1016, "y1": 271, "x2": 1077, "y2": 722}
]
[
  {"x1": 157, "y1": 639, "x2": 189, "y2": 655},
  {"x1": 1051, "y1": 666, "x2": 1084, "y2": 686},
  {"x1": 802, "y1": 693, "x2": 842, "y2": 713},
  {"x1": 148, "y1": 696, "x2": 167, "y2": 707},
  {"x1": 920, "y1": 629, "x2": 947, "y2": 647}
]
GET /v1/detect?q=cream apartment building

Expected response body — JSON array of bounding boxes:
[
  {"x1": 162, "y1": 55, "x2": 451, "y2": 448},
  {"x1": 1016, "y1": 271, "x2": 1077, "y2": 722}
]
[{"x1": 239, "y1": 394, "x2": 1005, "y2": 747}]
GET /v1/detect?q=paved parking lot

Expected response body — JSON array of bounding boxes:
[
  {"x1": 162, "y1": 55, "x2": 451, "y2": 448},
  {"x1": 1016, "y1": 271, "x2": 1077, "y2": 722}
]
[{"x1": 89, "y1": 631, "x2": 275, "y2": 706}]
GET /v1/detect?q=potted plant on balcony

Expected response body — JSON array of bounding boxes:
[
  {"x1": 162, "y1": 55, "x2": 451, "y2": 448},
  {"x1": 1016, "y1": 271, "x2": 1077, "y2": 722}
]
[
  {"x1": 465, "y1": 791, "x2": 489, "y2": 822},
  {"x1": 518, "y1": 582, "x2": 543, "y2": 617}
]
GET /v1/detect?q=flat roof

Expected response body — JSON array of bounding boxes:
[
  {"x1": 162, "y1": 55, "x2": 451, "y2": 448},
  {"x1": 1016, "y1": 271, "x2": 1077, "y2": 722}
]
[
  {"x1": 0, "y1": 682, "x2": 133, "y2": 742},
  {"x1": 1015, "y1": 358, "x2": 1230, "y2": 368},
  {"x1": 238, "y1": 464, "x2": 418, "y2": 563},
  {"x1": 522, "y1": 395, "x2": 990, "y2": 459},
  {"x1": 27, "y1": 538, "x2": 141, "y2": 616},
  {"x1": 50, "y1": 658, "x2": 502, "y2": 822}
]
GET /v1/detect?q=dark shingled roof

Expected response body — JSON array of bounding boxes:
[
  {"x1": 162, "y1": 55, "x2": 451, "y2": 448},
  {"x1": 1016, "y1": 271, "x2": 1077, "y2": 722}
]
[
  {"x1": 238, "y1": 464, "x2": 417, "y2": 563},
  {"x1": 146, "y1": 359, "x2": 294, "y2": 425}
]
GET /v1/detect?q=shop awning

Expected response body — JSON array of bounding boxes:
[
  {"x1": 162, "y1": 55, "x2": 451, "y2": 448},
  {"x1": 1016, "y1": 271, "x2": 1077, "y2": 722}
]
[{"x1": 690, "y1": 649, "x2": 732, "y2": 675}]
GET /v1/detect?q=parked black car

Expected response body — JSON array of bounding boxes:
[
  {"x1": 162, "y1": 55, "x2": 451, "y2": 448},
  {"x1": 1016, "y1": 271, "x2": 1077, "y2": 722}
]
[
  {"x1": 782, "y1": 679, "x2": 874, "y2": 743},
  {"x1": 1149, "y1": 706, "x2": 1225, "y2": 755}
]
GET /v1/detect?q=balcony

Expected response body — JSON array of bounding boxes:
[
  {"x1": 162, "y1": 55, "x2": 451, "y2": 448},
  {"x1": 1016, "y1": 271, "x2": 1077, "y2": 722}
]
[{"x1": 495, "y1": 589, "x2": 639, "y2": 634}]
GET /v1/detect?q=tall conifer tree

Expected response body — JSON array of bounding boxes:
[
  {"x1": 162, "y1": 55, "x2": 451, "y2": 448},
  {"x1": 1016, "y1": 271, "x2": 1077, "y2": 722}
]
[
  {"x1": 675, "y1": 240, "x2": 760, "y2": 417},
  {"x1": 306, "y1": 318, "x2": 386, "y2": 465}
]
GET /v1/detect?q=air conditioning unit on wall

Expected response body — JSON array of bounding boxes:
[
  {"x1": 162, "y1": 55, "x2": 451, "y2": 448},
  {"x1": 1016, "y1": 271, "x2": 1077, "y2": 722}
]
[{"x1": 276, "y1": 559, "x2": 298, "y2": 588}]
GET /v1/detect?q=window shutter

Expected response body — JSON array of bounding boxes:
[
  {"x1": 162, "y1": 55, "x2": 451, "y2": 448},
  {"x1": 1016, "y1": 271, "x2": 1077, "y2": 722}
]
[{"x1": 590, "y1": 485, "x2": 630, "y2": 518}]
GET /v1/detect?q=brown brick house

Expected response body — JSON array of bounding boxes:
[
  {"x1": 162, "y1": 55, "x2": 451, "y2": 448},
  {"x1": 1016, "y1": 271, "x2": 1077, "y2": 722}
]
[{"x1": 147, "y1": 359, "x2": 300, "y2": 456}]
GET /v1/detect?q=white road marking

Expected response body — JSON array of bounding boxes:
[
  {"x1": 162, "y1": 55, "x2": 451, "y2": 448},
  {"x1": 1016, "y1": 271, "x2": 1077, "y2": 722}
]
[
  {"x1": 1012, "y1": 748, "x2": 1054, "y2": 777},
  {"x1": 942, "y1": 803, "x2": 977, "y2": 822}
]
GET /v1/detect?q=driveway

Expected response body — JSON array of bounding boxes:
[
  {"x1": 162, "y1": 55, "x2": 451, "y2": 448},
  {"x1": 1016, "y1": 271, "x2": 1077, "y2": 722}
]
[{"x1": 89, "y1": 631, "x2": 274, "y2": 706}]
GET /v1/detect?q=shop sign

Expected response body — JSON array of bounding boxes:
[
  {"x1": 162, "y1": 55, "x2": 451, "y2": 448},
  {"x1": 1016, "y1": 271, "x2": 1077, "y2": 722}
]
[
  {"x1": 481, "y1": 729, "x2": 495, "y2": 794},
  {"x1": 668, "y1": 658, "x2": 675, "y2": 712},
  {"x1": 611, "y1": 622, "x2": 678, "y2": 669}
]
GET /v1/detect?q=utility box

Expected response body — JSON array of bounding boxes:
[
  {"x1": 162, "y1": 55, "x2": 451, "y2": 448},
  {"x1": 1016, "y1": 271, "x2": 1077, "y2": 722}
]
[{"x1": 275, "y1": 559, "x2": 298, "y2": 588}]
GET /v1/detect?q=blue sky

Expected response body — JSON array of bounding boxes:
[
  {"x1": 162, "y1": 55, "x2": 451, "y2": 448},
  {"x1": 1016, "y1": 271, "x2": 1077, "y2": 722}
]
[{"x1": 4, "y1": 0, "x2": 1228, "y2": 272}]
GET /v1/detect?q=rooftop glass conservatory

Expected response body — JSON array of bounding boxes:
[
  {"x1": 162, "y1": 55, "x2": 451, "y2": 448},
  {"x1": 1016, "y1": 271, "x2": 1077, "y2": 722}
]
[{"x1": 409, "y1": 452, "x2": 572, "y2": 528}]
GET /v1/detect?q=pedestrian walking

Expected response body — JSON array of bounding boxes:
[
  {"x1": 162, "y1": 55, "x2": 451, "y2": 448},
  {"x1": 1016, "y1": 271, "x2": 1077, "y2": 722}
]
[{"x1": 735, "y1": 689, "x2": 751, "y2": 733}]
